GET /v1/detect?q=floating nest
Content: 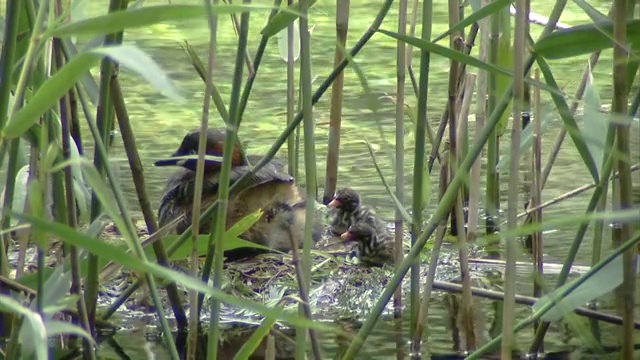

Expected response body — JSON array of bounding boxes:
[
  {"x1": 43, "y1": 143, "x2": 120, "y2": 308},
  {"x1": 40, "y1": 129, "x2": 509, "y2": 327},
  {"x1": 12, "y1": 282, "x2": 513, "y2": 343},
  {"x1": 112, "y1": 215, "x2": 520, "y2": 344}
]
[{"x1": 6, "y1": 220, "x2": 502, "y2": 331}]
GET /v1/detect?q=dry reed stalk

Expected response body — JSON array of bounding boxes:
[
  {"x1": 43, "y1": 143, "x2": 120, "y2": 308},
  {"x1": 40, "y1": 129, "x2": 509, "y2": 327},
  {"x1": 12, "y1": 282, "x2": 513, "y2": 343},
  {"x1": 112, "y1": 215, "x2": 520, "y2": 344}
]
[
  {"x1": 467, "y1": 8, "x2": 490, "y2": 244},
  {"x1": 323, "y1": 0, "x2": 350, "y2": 203},
  {"x1": 454, "y1": 74, "x2": 477, "y2": 349},
  {"x1": 413, "y1": 142, "x2": 451, "y2": 347}
]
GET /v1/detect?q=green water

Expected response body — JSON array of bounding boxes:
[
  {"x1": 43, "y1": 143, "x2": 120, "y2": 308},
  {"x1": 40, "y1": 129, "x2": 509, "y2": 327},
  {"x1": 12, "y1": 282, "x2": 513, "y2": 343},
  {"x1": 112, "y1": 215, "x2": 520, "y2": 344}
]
[{"x1": 4, "y1": 0, "x2": 640, "y2": 358}]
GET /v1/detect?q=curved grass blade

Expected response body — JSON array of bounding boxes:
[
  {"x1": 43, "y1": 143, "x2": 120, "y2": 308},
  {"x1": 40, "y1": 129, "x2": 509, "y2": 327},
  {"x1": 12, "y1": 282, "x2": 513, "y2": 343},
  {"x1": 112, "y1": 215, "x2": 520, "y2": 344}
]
[
  {"x1": 166, "y1": 236, "x2": 275, "y2": 261},
  {"x1": 363, "y1": 139, "x2": 413, "y2": 224},
  {"x1": 46, "y1": 321, "x2": 96, "y2": 345},
  {"x1": 378, "y1": 29, "x2": 561, "y2": 96},
  {"x1": 0, "y1": 295, "x2": 47, "y2": 360},
  {"x1": 485, "y1": 208, "x2": 640, "y2": 242},
  {"x1": 582, "y1": 68, "x2": 607, "y2": 174},
  {"x1": 15, "y1": 215, "x2": 109, "y2": 291},
  {"x1": 3, "y1": 52, "x2": 101, "y2": 139},
  {"x1": 533, "y1": 252, "x2": 624, "y2": 322},
  {"x1": 47, "y1": 4, "x2": 294, "y2": 38},
  {"x1": 336, "y1": 42, "x2": 377, "y2": 112},
  {"x1": 433, "y1": 0, "x2": 512, "y2": 43},
  {"x1": 30, "y1": 262, "x2": 72, "y2": 317},
  {"x1": 180, "y1": 40, "x2": 229, "y2": 122},
  {"x1": 53, "y1": 157, "x2": 139, "y2": 252},
  {"x1": 533, "y1": 19, "x2": 640, "y2": 60},
  {"x1": 536, "y1": 55, "x2": 600, "y2": 182},
  {"x1": 90, "y1": 44, "x2": 184, "y2": 102},
  {"x1": 233, "y1": 305, "x2": 281, "y2": 360},
  {"x1": 1, "y1": 164, "x2": 29, "y2": 226},
  {"x1": 572, "y1": 0, "x2": 608, "y2": 23},
  {"x1": 12, "y1": 212, "x2": 334, "y2": 332},
  {"x1": 6, "y1": 42, "x2": 184, "y2": 139}
]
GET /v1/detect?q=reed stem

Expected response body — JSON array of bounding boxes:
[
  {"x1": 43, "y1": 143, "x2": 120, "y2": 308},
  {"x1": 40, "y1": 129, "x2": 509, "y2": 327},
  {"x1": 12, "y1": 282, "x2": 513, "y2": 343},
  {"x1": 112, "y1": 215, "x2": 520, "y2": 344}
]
[
  {"x1": 206, "y1": 0, "x2": 248, "y2": 358},
  {"x1": 298, "y1": 0, "x2": 321, "y2": 356},
  {"x1": 323, "y1": 0, "x2": 350, "y2": 203},
  {"x1": 54, "y1": 31, "x2": 95, "y2": 358},
  {"x1": 394, "y1": 0, "x2": 408, "y2": 317},
  {"x1": 531, "y1": 68, "x2": 543, "y2": 334},
  {"x1": 410, "y1": 0, "x2": 432, "y2": 343},
  {"x1": 501, "y1": 0, "x2": 526, "y2": 356},
  {"x1": 286, "y1": 0, "x2": 296, "y2": 177},
  {"x1": 611, "y1": 0, "x2": 635, "y2": 355},
  {"x1": 85, "y1": 0, "x2": 127, "y2": 331}
]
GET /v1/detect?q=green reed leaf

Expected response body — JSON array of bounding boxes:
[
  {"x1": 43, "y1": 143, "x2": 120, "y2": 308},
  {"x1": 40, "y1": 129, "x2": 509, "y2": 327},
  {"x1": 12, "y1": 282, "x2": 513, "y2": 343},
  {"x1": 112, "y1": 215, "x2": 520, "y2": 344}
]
[
  {"x1": 165, "y1": 236, "x2": 274, "y2": 261},
  {"x1": 0, "y1": 295, "x2": 47, "y2": 360},
  {"x1": 533, "y1": 19, "x2": 640, "y2": 59},
  {"x1": 533, "y1": 252, "x2": 624, "y2": 322},
  {"x1": 572, "y1": 0, "x2": 608, "y2": 23},
  {"x1": 46, "y1": 321, "x2": 96, "y2": 345},
  {"x1": 582, "y1": 69, "x2": 607, "y2": 175},
  {"x1": 434, "y1": 0, "x2": 512, "y2": 43},
  {"x1": 378, "y1": 29, "x2": 562, "y2": 97},
  {"x1": 3, "y1": 52, "x2": 100, "y2": 139},
  {"x1": 487, "y1": 208, "x2": 640, "y2": 242},
  {"x1": 363, "y1": 139, "x2": 413, "y2": 224},
  {"x1": 536, "y1": 55, "x2": 600, "y2": 182},
  {"x1": 47, "y1": 4, "x2": 292, "y2": 38},
  {"x1": 51, "y1": 157, "x2": 140, "y2": 253},
  {"x1": 91, "y1": 44, "x2": 184, "y2": 102}
]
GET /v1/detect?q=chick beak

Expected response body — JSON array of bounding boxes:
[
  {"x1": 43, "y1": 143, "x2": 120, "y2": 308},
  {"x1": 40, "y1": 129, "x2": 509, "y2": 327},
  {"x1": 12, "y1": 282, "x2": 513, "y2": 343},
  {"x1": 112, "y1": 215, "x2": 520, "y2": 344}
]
[
  {"x1": 328, "y1": 199, "x2": 341, "y2": 208},
  {"x1": 341, "y1": 231, "x2": 352, "y2": 241}
]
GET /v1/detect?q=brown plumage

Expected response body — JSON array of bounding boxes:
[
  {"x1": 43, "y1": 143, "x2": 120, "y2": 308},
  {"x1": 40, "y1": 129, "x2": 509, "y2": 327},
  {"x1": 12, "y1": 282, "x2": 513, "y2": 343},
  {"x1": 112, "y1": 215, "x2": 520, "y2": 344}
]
[
  {"x1": 155, "y1": 128, "x2": 322, "y2": 257},
  {"x1": 327, "y1": 187, "x2": 382, "y2": 236},
  {"x1": 341, "y1": 221, "x2": 395, "y2": 267}
]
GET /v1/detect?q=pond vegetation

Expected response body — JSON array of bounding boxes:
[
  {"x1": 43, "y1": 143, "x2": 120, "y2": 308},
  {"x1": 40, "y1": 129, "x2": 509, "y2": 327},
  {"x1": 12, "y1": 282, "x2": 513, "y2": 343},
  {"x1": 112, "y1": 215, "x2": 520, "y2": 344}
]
[{"x1": 0, "y1": 0, "x2": 639, "y2": 359}]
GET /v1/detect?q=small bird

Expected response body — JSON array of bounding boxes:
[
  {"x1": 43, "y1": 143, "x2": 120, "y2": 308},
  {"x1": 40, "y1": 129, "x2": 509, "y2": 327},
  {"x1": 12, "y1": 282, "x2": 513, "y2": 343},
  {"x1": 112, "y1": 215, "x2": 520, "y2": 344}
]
[
  {"x1": 154, "y1": 128, "x2": 322, "y2": 259},
  {"x1": 327, "y1": 187, "x2": 380, "y2": 236},
  {"x1": 341, "y1": 221, "x2": 395, "y2": 267}
]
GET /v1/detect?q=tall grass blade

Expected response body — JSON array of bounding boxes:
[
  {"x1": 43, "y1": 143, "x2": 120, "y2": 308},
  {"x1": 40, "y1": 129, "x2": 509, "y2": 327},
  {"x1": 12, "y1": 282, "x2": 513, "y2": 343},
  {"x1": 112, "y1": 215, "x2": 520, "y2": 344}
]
[
  {"x1": 47, "y1": 4, "x2": 294, "y2": 38},
  {"x1": 582, "y1": 70, "x2": 607, "y2": 175},
  {"x1": 378, "y1": 30, "x2": 560, "y2": 96},
  {"x1": 572, "y1": 0, "x2": 608, "y2": 22},
  {"x1": 533, "y1": 19, "x2": 640, "y2": 59},
  {"x1": 364, "y1": 140, "x2": 412, "y2": 223}
]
